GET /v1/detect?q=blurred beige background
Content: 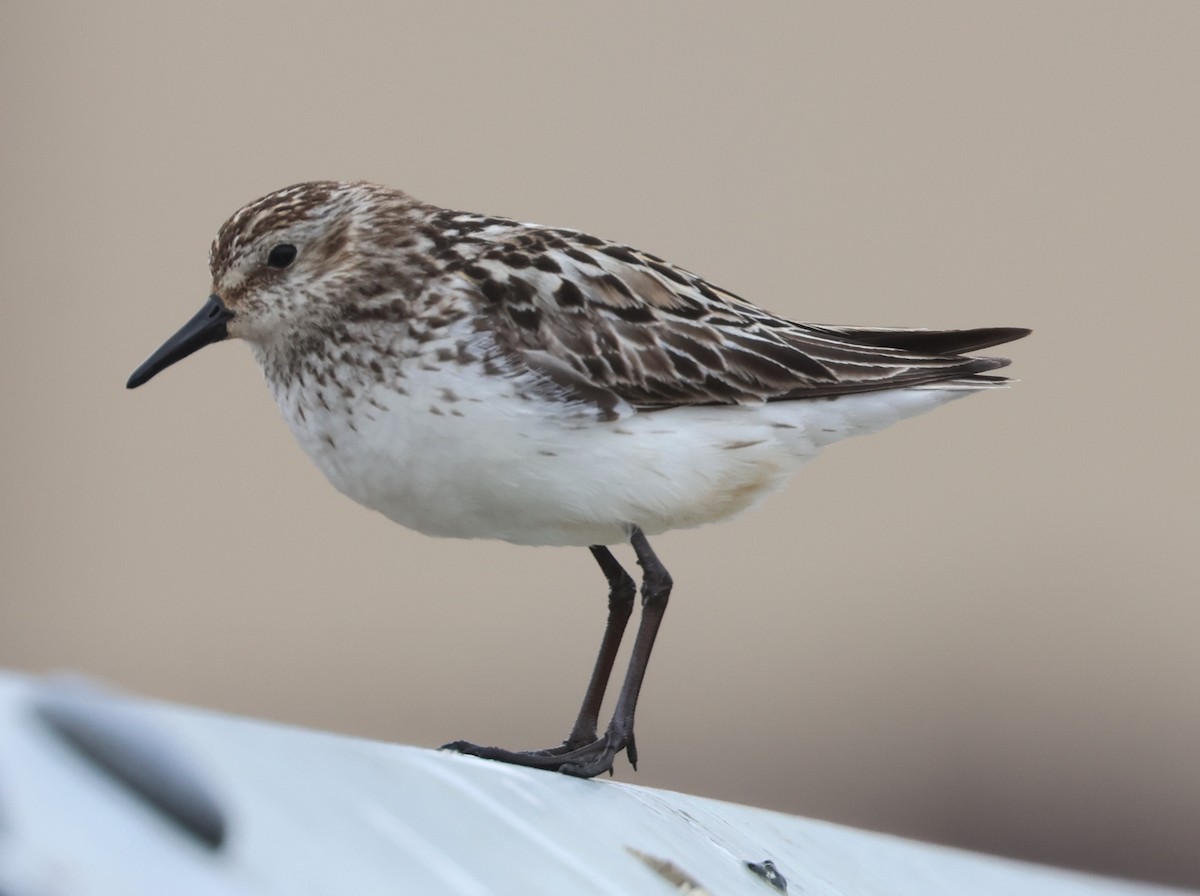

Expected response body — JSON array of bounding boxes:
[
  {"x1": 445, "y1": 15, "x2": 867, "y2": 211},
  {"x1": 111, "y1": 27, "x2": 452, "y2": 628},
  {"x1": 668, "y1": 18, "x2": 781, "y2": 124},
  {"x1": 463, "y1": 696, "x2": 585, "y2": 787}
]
[{"x1": 2, "y1": 1, "x2": 1198, "y2": 888}]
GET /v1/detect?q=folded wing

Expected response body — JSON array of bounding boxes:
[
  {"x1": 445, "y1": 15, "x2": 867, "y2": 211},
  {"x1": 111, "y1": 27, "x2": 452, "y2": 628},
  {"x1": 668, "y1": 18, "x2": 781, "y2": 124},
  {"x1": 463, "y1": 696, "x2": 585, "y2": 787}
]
[{"x1": 453, "y1": 225, "x2": 1029, "y2": 414}]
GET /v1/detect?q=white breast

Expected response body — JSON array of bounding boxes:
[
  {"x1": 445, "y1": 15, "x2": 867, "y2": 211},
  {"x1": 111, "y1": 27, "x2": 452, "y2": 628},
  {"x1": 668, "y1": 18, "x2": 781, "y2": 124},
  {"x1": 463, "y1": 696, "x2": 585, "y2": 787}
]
[{"x1": 262, "y1": 343, "x2": 980, "y2": 547}]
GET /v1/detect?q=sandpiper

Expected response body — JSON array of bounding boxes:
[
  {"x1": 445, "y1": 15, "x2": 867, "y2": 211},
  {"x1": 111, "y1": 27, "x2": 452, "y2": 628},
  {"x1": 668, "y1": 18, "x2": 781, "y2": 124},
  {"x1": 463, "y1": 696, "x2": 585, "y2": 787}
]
[{"x1": 128, "y1": 181, "x2": 1028, "y2": 778}]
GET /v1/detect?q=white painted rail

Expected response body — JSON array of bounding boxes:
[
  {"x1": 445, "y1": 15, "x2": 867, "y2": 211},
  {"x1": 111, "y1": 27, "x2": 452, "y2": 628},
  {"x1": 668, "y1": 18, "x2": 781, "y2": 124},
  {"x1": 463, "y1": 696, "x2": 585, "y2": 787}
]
[{"x1": 0, "y1": 671, "x2": 1188, "y2": 896}]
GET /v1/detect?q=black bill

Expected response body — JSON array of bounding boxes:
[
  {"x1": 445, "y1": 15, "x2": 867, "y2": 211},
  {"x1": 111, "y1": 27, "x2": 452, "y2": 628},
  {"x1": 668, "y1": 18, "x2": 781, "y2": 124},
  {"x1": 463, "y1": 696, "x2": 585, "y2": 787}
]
[{"x1": 126, "y1": 295, "x2": 234, "y2": 389}]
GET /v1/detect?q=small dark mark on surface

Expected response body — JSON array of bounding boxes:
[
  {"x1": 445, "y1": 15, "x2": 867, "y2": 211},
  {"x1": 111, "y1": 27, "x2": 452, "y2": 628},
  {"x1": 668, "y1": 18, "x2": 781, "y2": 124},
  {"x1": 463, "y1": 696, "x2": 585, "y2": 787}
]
[{"x1": 745, "y1": 859, "x2": 788, "y2": 892}]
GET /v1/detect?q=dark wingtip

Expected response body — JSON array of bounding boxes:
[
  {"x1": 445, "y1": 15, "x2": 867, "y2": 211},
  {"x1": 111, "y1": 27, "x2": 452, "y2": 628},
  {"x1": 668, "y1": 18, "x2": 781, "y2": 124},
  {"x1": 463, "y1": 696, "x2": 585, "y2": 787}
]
[
  {"x1": 826, "y1": 325, "x2": 1032, "y2": 356},
  {"x1": 991, "y1": 326, "x2": 1032, "y2": 343},
  {"x1": 918, "y1": 326, "x2": 1031, "y2": 354}
]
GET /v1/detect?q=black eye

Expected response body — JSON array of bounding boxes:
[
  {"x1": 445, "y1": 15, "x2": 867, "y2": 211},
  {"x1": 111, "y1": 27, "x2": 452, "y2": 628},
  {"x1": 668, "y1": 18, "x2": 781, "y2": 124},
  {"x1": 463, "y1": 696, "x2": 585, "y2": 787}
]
[{"x1": 267, "y1": 243, "x2": 297, "y2": 269}]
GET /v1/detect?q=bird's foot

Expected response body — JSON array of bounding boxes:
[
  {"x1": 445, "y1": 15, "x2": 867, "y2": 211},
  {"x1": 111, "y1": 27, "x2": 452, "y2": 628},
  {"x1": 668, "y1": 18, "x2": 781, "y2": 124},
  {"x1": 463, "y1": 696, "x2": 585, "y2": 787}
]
[{"x1": 441, "y1": 727, "x2": 636, "y2": 779}]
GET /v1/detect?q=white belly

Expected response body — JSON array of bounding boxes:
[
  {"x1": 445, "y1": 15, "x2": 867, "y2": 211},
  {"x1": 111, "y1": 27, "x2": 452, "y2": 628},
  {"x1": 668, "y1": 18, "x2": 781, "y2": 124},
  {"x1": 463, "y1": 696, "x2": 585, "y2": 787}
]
[{"x1": 270, "y1": 359, "x2": 977, "y2": 547}]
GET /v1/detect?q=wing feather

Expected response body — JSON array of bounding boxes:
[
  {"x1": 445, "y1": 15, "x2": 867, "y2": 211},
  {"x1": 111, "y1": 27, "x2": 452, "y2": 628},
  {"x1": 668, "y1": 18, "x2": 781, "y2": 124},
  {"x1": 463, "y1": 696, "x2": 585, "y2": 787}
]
[{"x1": 445, "y1": 222, "x2": 1028, "y2": 412}]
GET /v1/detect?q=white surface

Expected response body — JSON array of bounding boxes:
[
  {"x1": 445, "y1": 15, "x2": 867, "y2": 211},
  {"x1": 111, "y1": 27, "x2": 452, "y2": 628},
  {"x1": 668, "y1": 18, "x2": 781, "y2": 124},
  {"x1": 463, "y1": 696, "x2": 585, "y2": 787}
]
[{"x1": 0, "y1": 671, "x2": 1188, "y2": 896}]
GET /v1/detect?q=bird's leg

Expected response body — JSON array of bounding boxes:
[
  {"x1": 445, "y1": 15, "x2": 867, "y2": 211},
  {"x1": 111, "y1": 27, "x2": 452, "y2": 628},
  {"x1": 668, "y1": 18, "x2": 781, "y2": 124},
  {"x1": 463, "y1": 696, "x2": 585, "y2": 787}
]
[
  {"x1": 479, "y1": 545, "x2": 635, "y2": 757},
  {"x1": 442, "y1": 529, "x2": 672, "y2": 779},
  {"x1": 558, "y1": 527, "x2": 671, "y2": 777},
  {"x1": 560, "y1": 546, "x2": 637, "y2": 749}
]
